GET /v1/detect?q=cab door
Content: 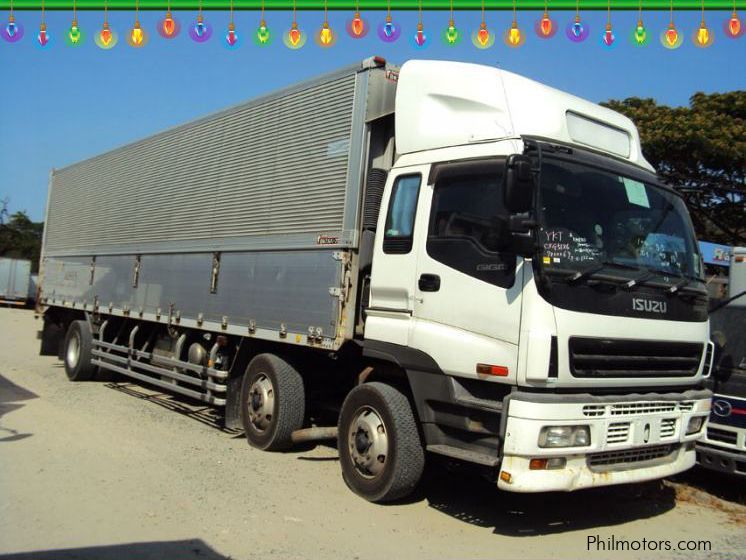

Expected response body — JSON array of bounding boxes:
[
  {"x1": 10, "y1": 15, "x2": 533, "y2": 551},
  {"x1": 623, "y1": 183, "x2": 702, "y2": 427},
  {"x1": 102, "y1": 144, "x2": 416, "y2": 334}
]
[
  {"x1": 366, "y1": 166, "x2": 428, "y2": 346},
  {"x1": 410, "y1": 158, "x2": 524, "y2": 379}
]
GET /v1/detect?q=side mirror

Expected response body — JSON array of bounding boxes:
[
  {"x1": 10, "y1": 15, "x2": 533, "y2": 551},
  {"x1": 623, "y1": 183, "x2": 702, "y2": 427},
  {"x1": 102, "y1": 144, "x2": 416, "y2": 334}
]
[{"x1": 503, "y1": 154, "x2": 535, "y2": 214}]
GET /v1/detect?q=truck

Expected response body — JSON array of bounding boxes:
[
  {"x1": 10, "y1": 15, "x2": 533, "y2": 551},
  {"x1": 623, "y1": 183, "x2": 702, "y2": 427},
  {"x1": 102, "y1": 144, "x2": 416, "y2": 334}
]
[
  {"x1": 698, "y1": 246, "x2": 746, "y2": 476},
  {"x1": 1, "y1": 257, "x2": 32, "y2": 306},
  {"x1": 37, "y1": 57, "x2": 713, "y2": 502}
]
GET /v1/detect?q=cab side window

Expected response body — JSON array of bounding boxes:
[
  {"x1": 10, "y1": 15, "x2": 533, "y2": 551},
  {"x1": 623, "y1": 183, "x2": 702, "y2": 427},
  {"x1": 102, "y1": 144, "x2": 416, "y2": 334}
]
[
  {"x1": 383, "y1": 174, "x2": 421, "y2": 254},
  {"x1": 427, "y1": 171, "x2": 516, "y2": 288}
]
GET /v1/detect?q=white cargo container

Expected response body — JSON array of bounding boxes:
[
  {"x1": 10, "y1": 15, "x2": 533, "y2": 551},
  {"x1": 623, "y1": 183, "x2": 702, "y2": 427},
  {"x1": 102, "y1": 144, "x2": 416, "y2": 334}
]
[
  {"x1": 39, "y1": 58, "x2": 713, "y2": 502},
  {"x1": 0, "y1": 257, "x2": 32, "y2": 305}
]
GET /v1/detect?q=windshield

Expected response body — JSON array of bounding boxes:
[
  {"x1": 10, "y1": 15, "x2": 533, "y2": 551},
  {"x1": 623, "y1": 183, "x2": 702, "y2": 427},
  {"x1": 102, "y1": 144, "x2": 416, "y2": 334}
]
[{"x1": 539, "y1": 159, "x2": 702, "y2": 281}]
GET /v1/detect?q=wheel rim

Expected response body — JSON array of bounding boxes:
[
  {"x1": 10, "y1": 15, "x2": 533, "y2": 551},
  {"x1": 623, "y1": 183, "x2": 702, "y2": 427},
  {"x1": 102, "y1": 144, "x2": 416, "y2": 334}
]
[
  {"x1": 66, "y1": 331, "x2": 81, "y2": 369},
  {"x1": 247, "y1": 373, "x2": 275, "y2": 433},
  {"x1": 347, "y1": 405, "x2": 389, "y2": 479}
]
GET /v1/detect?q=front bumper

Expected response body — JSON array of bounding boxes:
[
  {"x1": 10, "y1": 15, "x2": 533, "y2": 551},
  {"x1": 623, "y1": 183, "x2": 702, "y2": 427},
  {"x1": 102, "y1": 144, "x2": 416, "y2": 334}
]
[
  {"x1": 497, "y1": 389, "x2": 712, "y2": 492},
  {"x1": 696, "y1": 443, "x2": 746, "y2": 476}
]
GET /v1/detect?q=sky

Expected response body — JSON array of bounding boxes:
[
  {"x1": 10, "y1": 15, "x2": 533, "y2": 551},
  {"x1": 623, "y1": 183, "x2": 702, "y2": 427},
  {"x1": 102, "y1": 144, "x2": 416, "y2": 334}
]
[{"x1": 0, "y1": 9, "x2": 744, "y2": 221}]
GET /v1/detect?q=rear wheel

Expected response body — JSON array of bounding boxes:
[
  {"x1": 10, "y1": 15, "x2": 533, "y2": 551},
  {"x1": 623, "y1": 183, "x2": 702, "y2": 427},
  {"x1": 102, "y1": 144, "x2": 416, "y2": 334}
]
[
  {"x1": 63, "y1": 320, "x2": 97, "y2": 382},
  {"x1": 338, "y1": 382, "x2": 425, "y2": 502},
  {"x1": 240, "y1": 353, "x2": 305, "y2": 451}
]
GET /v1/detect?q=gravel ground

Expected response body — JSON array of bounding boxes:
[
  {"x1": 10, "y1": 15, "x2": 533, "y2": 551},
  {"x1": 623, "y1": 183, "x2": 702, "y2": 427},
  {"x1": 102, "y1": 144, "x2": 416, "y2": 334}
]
[{"x1": 0, "y1": 308, "x2": 744, "y2": 560}]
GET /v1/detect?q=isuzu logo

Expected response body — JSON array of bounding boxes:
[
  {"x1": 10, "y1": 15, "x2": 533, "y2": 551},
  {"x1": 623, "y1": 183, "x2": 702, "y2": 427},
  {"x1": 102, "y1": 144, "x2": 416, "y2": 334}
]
[
  {"x1": 712, "y1": 400, "x2": 732, "y2": 417},
  {"x1": 632, "y1": 298, "x2": 668, "y2": 314}
]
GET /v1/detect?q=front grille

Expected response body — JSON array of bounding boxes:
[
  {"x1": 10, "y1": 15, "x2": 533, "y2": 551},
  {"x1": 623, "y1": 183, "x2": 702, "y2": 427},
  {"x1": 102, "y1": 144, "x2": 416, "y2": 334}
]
[
  {"x1": 583, "y1": 401, "x2": 694, "y2": 417},
  {"x1": 707, "y1": 427, "x2": 738, "y2": 445},
  {"x1": 660, "y1": 418, "x2": 677, "y2": 438},
  {"x1": 569, "y1": 337, "x2": 704, "y2": 378},
  {"x1": 588, "y1": 444, "x2": 678, "y2": 471},
  {"x1": 606, "y1": 422, "x2": 630, "y2": 444}
]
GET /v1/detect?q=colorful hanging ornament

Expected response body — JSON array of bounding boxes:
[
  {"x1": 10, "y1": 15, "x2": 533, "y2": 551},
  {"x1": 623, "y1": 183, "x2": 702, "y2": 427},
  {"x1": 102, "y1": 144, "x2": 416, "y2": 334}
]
[
  {"x1": 127, "y1": 0, "x2": 148, "y2": 47},
  {"x1": 158, "y1": 0, "x2": 180, "y2": 39},
  {"x1": 600, "y1": 0, "x2": 616, "y2": 47},
  {"x1": 377, "y1": 0, "x2": 400, "y2": 42},
  {"x1": 224, "y1": 0, "x2": 241, "y2": 48},
  {"x1": 504, "y1": 0, "x2": 525, "y2": 47},
  {"x1": 693, "y1": 0, "x2": 713, "y2": 47},
  {"x1": 36, "y1": 0, "x2": 50, "y2": 48},
  {"x1": 254, "y1": 0, "x2": 272, "y2": 45},
  {"x1": 442, "y1": 0, "x2": 461, "y2": 45},
  {"x1": 315, "y1": 0, "x2": 336, "y2": 46},
  {"x1": 95, "y1": 0, "x2": 118, "y2": 49},
  {"x1": 724, "y1": 0, "x2": 742, "y2": 38},
  {"x1": 65, "y1": 0, "x2": 84, "y2": 46},
  {"x1": 189, "y1": 0, "x2": 212, "y2": 43},
  {"x1": 411, "y1": 0, "x2": 427, "y2": 47},
  {"x1": 346, "y1": 0, "x2": 368, "y2": 38},
  {"x1": 2, "y1": 0, "x2": 24, "y2": 43},
  {"x1": 631, "y1": 0, "x2": 648, "y2": 46},
  {"x1": 660, "y1": 0, "x2": 682, "y2": 49},
  {"x1": 534, "y1": 0, "x2": 556, "y2": 38},
  {"x1": 284, "y1": 0, "x2": 306, "y2": 48},
  {"x1": 472, "y1": 0, "x2": 494, "y2": 48},
  {"x1": 565, "y1": 0, "x2": 589, "y2": 42}
]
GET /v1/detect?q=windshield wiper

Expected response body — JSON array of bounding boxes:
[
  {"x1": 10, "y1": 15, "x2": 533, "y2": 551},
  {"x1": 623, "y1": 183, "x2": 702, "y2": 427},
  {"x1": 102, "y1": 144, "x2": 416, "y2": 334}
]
[{"x1": 565, "y1": 260, "x2": 640, "y2": 285}]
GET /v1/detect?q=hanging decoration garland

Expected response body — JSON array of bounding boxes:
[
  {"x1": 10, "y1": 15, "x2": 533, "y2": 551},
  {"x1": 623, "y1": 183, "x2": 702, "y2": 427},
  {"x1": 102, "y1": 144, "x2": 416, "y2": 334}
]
[
  {"x1": 631, "y1": 0, "x2": 648, "y2": 45},
  {"x1": 255, "y1": 0, "x2": 272, "y2": 45},
  {"x1": 661, "y1": 0, "x2": 682, "y2": 47},
  {"x1": 127, "y1": 0, "x2": 147, "y2": 47},
  {"x1": 566, "y1": 0, "x2": 589, "y2": 42},
  {"x1": 284, "y1": 0, "x2": 306, "y2": 48},
  {"x1": 412, "y1": 0, "x2": 427, "y2": 47},
  {"x1": 189, "y1": 0, "x2": 213, "y2": 42},
  {"x1": 725, "y1": 0, "x2": 743, "y2": 37},
  {"x1": 316, "y1": 0, "x2": 336, "y2": 46},
  {"x1": 2, "y1": 0, "x2": 24, "y2": 43},
  {"x1": 535, "y1": 0, "x2": 557, "y2": 38},
  {"x1": 36, "y1": 0, "x2": 49, "y2": 47},
  {"x1": 472, "y1": 0, "x2": 493, "y2": 48},
  {"x1": 442, "y1": 0, "x2": 461, "y2": 45},
  {"x1": 377, "y1": 0, "x2": 400, "y2": 42},
  {"x1": 347, "y1": 0, "x2": 368, "y2": 38},
  {"x1": 225, "y1": 0, "x2": 241, "y2": 47},
  {"x1": 65, "y1": 0, "x2": 84, "y2": 46},
  {"x1": 600, "y1": 0, "x2": 615, "y2": 47},
  {"x1": 504, "y1": 0, "x2": 524, "y2": 47},
  {"x1": 158, "y1": 0, "x2": 180, "y2": 39},
  {"x1": 95, "y1": 0, "x2": 118, "y2": 48},
  {"x1": 694, "y1": 0, "x2": 714, "y2": 46}
]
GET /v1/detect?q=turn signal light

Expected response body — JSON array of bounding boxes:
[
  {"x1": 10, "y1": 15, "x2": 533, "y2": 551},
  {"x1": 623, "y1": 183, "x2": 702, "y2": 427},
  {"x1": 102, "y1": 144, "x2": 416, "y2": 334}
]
[{"x1": 477, "y1": 364, "x2": 509, "y2": 376}]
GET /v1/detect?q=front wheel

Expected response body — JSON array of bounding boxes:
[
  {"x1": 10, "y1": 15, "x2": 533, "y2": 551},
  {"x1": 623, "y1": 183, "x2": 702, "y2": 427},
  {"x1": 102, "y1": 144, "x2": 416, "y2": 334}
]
[{"x1": 338, "y1": 382, "x2": 425, "y2": 502}]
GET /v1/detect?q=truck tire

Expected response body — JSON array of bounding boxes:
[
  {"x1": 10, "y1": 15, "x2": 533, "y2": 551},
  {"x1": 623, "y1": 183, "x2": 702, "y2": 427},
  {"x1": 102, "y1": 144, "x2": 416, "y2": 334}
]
[
  {"x1": 63, "y1": 320, "x2": 97, "y2": 382},
  {"x1": 338, "y1": 382, "x2": 425, "y2": 503},
  {"x1": 240, "y1": 353, "x2": 305, "y2": 451}
]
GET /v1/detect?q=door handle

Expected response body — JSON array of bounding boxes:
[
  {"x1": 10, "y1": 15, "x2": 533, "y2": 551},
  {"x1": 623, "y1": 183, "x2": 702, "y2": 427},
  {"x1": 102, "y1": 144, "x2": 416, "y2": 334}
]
[{"x1": 418, "y1": 273, "x2": 441, "y2": 292}]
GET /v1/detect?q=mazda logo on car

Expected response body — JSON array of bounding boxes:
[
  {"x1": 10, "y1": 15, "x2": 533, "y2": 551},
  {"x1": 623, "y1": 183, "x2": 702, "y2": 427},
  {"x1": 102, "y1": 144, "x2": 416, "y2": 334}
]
[
  {"x1": 712, "y1": 400, "x2": 732, "y2": 417},
  {"x1": 632, "y1": 298, "x2": 668, "y2": 314}
]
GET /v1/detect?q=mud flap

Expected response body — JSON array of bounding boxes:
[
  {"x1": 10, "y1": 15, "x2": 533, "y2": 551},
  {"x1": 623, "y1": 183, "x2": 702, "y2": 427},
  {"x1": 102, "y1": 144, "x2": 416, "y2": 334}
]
[{"x1": 224, "y1": 373, "x2": 244, "y2": 430}]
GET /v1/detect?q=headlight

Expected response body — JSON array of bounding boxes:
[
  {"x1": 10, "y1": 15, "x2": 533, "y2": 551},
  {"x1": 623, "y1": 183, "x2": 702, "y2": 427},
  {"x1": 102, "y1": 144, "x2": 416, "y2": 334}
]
[
  {"x1": 687, "y1": 416, "x2": 705, "y2": 435},
  {"x1": 538, "y1": 425, "x2": 591, "y2": 448}
]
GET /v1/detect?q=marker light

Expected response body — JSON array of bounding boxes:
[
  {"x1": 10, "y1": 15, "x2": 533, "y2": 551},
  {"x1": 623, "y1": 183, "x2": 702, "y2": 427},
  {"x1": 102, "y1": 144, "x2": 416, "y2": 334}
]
[
  {"x1": 377, "y1": 15, "x2": 400, "y2": 42},
  {"x1": 413, "y1": 22, "x2": 426, "y2": 47},
  {"x1": 476, "y1": 364, "x2": 509, "y2": 377},
  {"x1": 694, "y1": 21, "x2": 713, "y2": 47},
  {"x1": 158, "y1": 10, "x2": 180, "y2": 39},
  {"x1": 566, "y1": 15, "x2": 588, "y2": 42}
]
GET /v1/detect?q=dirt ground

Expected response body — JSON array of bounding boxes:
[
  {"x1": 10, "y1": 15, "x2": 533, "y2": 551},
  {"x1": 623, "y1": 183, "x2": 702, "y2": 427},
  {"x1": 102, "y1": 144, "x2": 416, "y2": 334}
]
[{"x1": 1, "y1": 308, "x2": 744, "y2": 560}]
